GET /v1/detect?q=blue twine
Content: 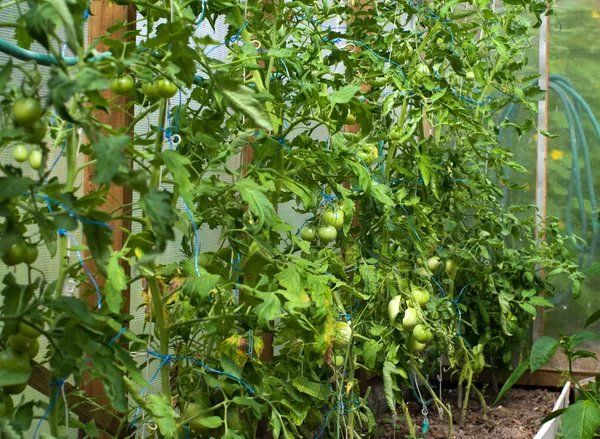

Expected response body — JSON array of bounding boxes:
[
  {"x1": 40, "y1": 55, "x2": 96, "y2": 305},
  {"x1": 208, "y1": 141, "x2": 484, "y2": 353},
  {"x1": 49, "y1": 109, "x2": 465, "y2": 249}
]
[
  {"x1": 108, "y1": 326, "x2": 127, "y2": 345},
  {"x1": 58, "y1": 228, "x2": 102, "y2": 310},
  {"x1": 297, "y1": 214, "x2": 315, "y2": 237},
  {"x1": 185, "y1": 423, "x2": 189, "y2": 439},
  {"x1": 423, "y1": 417, "x2": 429, "y2": 433},
  {"x1": 32, "y1": 379, "x2": 64, "y2": 439},
  {"x1": 430, "y1": 275, "x2": 446, "y2": 297},
  {"x1": 315, "y1": 396, "x2": 360, "y2": 439},
  {"x1": 206, "y1": 22, "x2": 247, "y2": 56},
  {"x1": 29, "y1": 193, "x2": 114, "y2": 230},
  {"x1": 194, "y1": 0, "x2": 207, "y2": 31},
  {"x1": 272, "y1": 136, "x2": 290, "y2": 153},
  {"x1": 47, "y1": 130, "x2": 70, "y2": 177},
  {"x1": 232, "y1": 252, "x2": 242, "y2": 271},
  {"x1": 338, "y1": 313, "x2": 351, "y2": 322},
  {"x1": 397, "y1": 205, "x2": 421, "y2": 241}
]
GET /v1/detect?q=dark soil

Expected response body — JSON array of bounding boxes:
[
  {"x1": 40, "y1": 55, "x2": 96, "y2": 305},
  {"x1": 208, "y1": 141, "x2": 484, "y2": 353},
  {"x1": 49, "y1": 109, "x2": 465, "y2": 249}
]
[{"x1": 375, "y1": 387, "x2": 559, "y2": 439}]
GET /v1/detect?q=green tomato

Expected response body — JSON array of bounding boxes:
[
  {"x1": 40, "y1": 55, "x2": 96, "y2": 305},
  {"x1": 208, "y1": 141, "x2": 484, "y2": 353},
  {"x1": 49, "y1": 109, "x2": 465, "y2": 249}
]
[
  {"x1": 402, "y1": 308, "x2": 419, "y2": 331},
  {"x1": 0, "y1": 349, "x2": 31, "y2": 395},
  {"x1": 387, "y1": 295, "x2": 402, "y2": 324},
  {"x1": 466, "y1": 71, "x2": 475, "y2": 80},
  {"x1": 109, "y1": 75, "x2": 135, "y2": 96},
  {"x1": 412, "y1": 287, "x2": 430, "y2": 308},
  {"x1": 300, "y1": 226, "x2": 317, "y2": 242},
  {"x1": 323, "y1": 210, "x2": 344, "y2": 229},
  {"x1": 31, "y1": 119, "x2": 48, "y2": 141},
  {"x1": 390, "y1": 128, "x2": 402, "y2": 141},
  {"x1": 445, "y1": 259, "x2": 456, "y2": 275},
  {"x1": 409, "y1": 336, "x2": 426, "y2": 353},
  {"x1": 414, "y1": 267, "x2": 429, "y2": 277},
  {"x1": 412, "y1": 324, "x2": 433, "y2": 344},
  {"x1": 13, "y1": 98, "x2": 43, "y2": 127},
  {"x1": 29, "y1": 150, "x2": 43, "y2": 170},
  {"x1": 12, "y1": 144, "x2": 28, "y2": 162},
  {"x1": 26, "y1": 339, "x2": 39, "y2": 360},
  {"x1": 413, "y1": 63, "x2": 430, "y2": 82},
  {"x1": 357, "y1": 150, "x2": 373, "y2": 166},
  {"x1": 141, "y1": 81, "x2": 160, "y2": 97},
  {"x1": 157, "y1": 78, "x2": 178, "y2": 98},
  {"x1": 345, "y1": 113, "x2": 357, "y2": 125},
  {"x1": 333, "y1": 321, "x2": 352, "y2": 350},
  {"x1": 2, "y1": 241, "x2": 27, "y2": 266},
  {"x1": 184, "y1": 402, "x2": 218, "y2": 435},
  {"x1": 18, "y1": 322, "x2": 41, "y2": 339},
  {"x1": 318, "y1": 226, "x2": 338, "y2": 243},
  {"x1": 427, "y1": 256, "x2": 441, "y2": 272},
  {"x1": 8, "y1": 334, "x2": 36, "y2": 355},
  {"x1": 452, "y1": 190, "x2": 467, "y2": 201},
  {"x1": 23, "y1": 245, "x2": 38, "y2": 265},
  {"x1": 0, "y1": 392, "x2": 14, "y2": 417},
  {"x1": 332, "y1": 354, "x2": 345, "y2": 367}
]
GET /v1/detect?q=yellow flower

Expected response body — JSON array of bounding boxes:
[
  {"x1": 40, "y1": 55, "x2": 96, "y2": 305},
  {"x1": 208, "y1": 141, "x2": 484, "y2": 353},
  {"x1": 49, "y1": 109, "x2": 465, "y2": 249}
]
[
  {"x1": 592, "y1": 10, "x2": 600, "y2": 18},
  {"x1": 550, "y1": 149, "x2": 564, "y2": 160},
  {"x1": 558, "y1": 220, "x2": 565, "y2": 231}
]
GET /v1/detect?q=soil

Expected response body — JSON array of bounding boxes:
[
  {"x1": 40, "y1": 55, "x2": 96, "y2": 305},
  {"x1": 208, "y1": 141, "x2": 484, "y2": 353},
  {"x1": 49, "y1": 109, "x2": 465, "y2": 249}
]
[{"x1": 375, "y1": 387, "x2": 560, "y2": 439}]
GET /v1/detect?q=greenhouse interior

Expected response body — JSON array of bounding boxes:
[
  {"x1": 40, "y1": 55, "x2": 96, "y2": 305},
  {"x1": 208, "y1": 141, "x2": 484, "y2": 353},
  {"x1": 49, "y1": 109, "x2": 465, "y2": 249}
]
[{"x1": 2, "y1": 0, "x2": 600, "y2": 438}]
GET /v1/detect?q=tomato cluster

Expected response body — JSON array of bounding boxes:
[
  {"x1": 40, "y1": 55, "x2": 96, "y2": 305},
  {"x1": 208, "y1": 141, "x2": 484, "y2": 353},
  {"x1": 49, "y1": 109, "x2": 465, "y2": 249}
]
[
  {"x1": 388, "y1": 285, "x2": 433, "y2": 353},
  {"x1": 299, "y1": 208, "x2": 346, "y2": 245},
  {"x1": 2, "y1": 240, "x2": 38, "y2": 266}
]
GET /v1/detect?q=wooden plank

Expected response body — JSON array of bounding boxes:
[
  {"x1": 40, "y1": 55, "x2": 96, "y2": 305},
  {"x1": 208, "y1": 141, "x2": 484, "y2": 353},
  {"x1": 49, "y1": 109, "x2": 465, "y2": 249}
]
[{"x1": 81, "y1": 1, "x2": 136, "y2": 437}]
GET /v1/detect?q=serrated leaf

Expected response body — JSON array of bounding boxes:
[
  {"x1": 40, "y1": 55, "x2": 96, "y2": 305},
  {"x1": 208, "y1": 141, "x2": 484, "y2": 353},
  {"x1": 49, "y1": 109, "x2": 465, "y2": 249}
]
[
  {"x1": 238, "y1": 179, "x2": 276, "y2": 233},
  {"x1": 92, "y1": 135, "x2": 129, "y2": 185},
  {"x1": 328, "y1": 84, "x2": 361, "y2": 104},
  {"x1": 530, "y1": 337, "x2": 559, "y2": 372},
  {"x1": 141, "y1": 189, "x2": 175, "y2": 252},
  {"x1": 291, "y1": 377, "x2": 327, "y2": 400},
  {"x1": 382, "y1": 361, "x2": 400, "y2": 413},
  {"x1": 362, "y1": 340, "x2": 381, "y2": 370},
  {"x1": 215, "y1": 78, "x2": 272, "y2": 130},
  {"x1": 105, "y1": 252, "x2": 126, "y2": 314},
  {"x1": 182, "y1": 270, "x2": 220, "y2": 302},
  {"x1": 417, "y1": 153, "x2": 432, "y2": 186},
  {"x1": 232, "y1": 396, "x2": 263, "y2": 418},
  {"x1": 560, "y1": 400, "x2": 600, "y2": 439},
  {"x1": 254, "y1": 292, "x2": 281, "y2": 329},
  {"x1": 84, "y1": 420, "x2": 100, "y2": 438},
  {"x1": 493, "y1": 359, "x2": 529, "y2": 405},
  {"x1": 160, "y1": 150, "x2": 194, "y2": 206}
]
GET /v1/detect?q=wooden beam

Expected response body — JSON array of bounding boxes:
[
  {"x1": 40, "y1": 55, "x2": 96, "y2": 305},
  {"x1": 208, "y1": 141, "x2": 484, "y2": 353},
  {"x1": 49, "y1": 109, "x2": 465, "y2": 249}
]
[{"x1": 80, "y1": 1, "x2": 136, "y2": 437}]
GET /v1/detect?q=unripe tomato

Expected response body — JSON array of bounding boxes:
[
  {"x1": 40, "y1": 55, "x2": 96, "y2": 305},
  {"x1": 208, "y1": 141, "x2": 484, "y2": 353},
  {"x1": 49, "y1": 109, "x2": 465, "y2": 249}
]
[
  {"x1": 414, "y1": 267, "x2": 429, "y2": 277},
  {"x1": 184, "y1": 402, "x2": 218, "y2": 435},
  {"x1": 402, "y1": 308, "x2": 419, "y2": 331},
  {"x1": 390, "y1": 128, "x2": 402, "y2": 141},
  {"x1": 12, "y1": 144, "x2": 28, "y2": 162},
  {"x1": 157, "y1": 78, "x2": 178, "y2": 98},
  {"x1": 413, "y1": 63, "x2": 430, "y2": 82},
  {"x1": 18, "y1": 322, "x2": 41, "y2": 339},
  {"x1": 28, "y1": 150, "x2": 43, "y2": 170},
  {"x1": 409, "y1": 336, "x2": 426, "y2": 353},
  {"x1": 0, "y1": 349, "x2": 31, "y2": 395},
  {"x1": 300, "y1": 226, "x2": 316, "y2": 242},
  {"x1": 466, "y1": 71, "x2": 475, "y2": 80},
  {"x1": 452, "y1": 190, "x2": 467, "y2": 201},
  {"x1": 0, "y1": 392, "x2": 14, "y2": 417},
  {"x1": 109, "y1": 75, "x2": 135, "y2": 96},
  {"x1": 357, "y1": 150, "x2": 373, "y2": 166},
  {"x1": 345, "y1": 113, "x2": 357, "y2": 125},
  {"x1": 13, "y1": 98, "x2": 43, "y2": 127},
  {"x1": 141, "y1": 81, "x2": 160, "y2": 97},
  {"x1": 387, "y1": 295, "x2": 402, "y2": 324},
  {"x1": 445, "y1": 259, "x2": 456, "y2": 275},
  {"x1": 23, "y1": 245, "x2": 38, "y2": 265},
  {"x1": 318, "y1": 226, "x2": 337, "y2": 243},
  {"x1": 31, "y1": 119, "x2": 47, "y2": 140},
  {"x1": 332, "y1": 354, "x2": 345, "y2": 367},
  {"x1": 323, "y1": 210, "x2": 344, "y2": 230},
  {"x1": 412, "y1": 287, "x2": 430, "y2": 308},
  {"x1": 26, "y1": 339, "x2": 39, "y2": 360},
  {"x1": 428, "y1": 256, "x2": 441, "y2": 272},
  {"x1": 333, "y1": 321, "x2": 352, "y2": 349},
  {"x1": 412, "y1": 324, "x2": 432, "y2": 343},
  {"x1": 2, "y1": 241, "x2": 27, "y2": 266},
  {"x1": 8, "y1": 334, "x2": 36, "y2": 355}
]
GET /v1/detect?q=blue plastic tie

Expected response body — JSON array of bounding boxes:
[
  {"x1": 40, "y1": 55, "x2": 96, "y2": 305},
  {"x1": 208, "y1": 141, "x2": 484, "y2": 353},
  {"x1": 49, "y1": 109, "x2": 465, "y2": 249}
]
[
  {"x1": 58, "y1": 228, "x2": 102, "y2": 310},
  {"x1": 397, "y1": 205, "x2": 421, "y2": 241},
  {"x1": 29, "y1": 193, "x2": 114, "y2": 230},
  {"x1": 32, "y1": 379, "x2": 65, "y2": 439},
  {"x1": 108, "y1": 326, "x2": 127, "y2": 345}
]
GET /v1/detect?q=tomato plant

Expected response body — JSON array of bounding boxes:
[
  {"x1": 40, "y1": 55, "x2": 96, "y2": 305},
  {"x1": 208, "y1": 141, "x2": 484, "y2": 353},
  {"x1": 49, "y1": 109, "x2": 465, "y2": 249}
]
[{"x1": 0, "y1": 0, "x2": 585, "y2": 438}]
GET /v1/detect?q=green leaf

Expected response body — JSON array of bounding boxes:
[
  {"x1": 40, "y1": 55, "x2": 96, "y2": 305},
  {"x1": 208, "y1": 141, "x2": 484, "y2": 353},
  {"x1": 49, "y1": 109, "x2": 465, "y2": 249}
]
[
  {"x1": 328, "y1": 84, "x2": 361, "y2": 104},
  {"x1": 528, "y1": 296, "x2": 554, "y2": 308},
  {"x1": 362, "y1": 340, "x2": 381, "y2": 370},
  {"x1": 582, "y1": 263, "x2": 600, "y2": 275},
  {"x1": 0, "y1": 176, "x2": 35, "y2": 202},
  {"x1": 382, "y1": 361, "x2": 400, "y2": 413},
  {"x1": 220, "y1": 355, "x2": 242, "y2": 378},
  {"x1": 291, "y1": 377, "x2": 328, "y2": 400},
  {"x1": 560, "y1": 400, "x2": 600, "y2": 439},
  {"x1": 0, "y1": 59, "x2": 12, "y2": 95},
  {"x1": 12, "y1": 401, "x2": 34, "y2": 431},
  {"x1": 571, "y1": 332, "x2": 600, "y2": 348},
  {"x1": 199, "y1": 416, "x2": 223, "y2": 428},
  {"x1": 530, "y1": 337, "x2": 559, "y2": 372},
  {"x1": 215, "y1": 78, "x2": 272, "y2": 130},
  {"x1": 105, "y1": 252, "x2": 126, "y2": 314},
  {"x1": 84, "y1": 420, "x2": 100, "y2": 438},
  {"x1": 160, "y1": 150, "x2": 193, "y2": 206},
  {"x1": 146, "y1": 394, "x2": 177, "y2": 438},
  {"x1": 82, "y1": 221, "x2": 113, "y2": 276},
  {"x1": 518, "y1": 302, "x2": 537, "y2": 316},
  {"x1": 92, "y1": 135, "x2": 129, "y2": 185},
  {"x1": 539, "y1": 407, "x2": 567, "y2": 426},
  {"x1": 254, "y1": 292, "x2": 281, "y2": 329},
  {"x1": 182, "y1": 270, "x2": 220, "y2": 303},
  {"x1": 417, "y1": 153, "x2": 433, "y2": 186},
  {"x1": 493, "y1": 359, "x2": 529, "y2": 405},
  {"x1": 141, "y1": 189, "x2": 175, "y2": 251},
  {"x1": 0, "y1": 369, "x2": 31, "y2": 387},
  {"x1": 90, "y1": 350, "x2": 127, "y2": 412},
  {"x1": 270, "y1": 410, "x2": 282, "y2": 439},
  {"x1": 46, "y1": 0, "x2": 79, "y2": 53},
  {"x1": 232, "y1": 396, "x2": 263, "y2": 418},
  {"x1": 586, "y1": 309, "x2": 600, "y2": 328},
  {"x1": 238, "y1": 179, "x2": 276, "y2": 233}
]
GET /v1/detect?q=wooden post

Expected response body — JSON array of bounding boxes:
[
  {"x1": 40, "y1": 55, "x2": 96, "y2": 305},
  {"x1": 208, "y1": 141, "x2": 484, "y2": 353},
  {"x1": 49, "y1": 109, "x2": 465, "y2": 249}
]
[{"x1": 80, "y1": 1, "x2": 135, "y2": 437}]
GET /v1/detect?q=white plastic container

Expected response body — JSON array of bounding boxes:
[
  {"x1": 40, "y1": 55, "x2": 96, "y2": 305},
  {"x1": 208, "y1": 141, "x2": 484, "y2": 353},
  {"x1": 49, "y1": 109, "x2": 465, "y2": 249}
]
[{"x1": 533, "y1": 381, "x2": 572, "y2": 439}]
